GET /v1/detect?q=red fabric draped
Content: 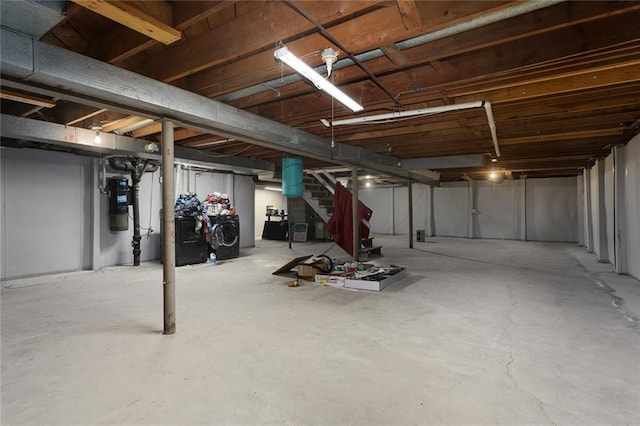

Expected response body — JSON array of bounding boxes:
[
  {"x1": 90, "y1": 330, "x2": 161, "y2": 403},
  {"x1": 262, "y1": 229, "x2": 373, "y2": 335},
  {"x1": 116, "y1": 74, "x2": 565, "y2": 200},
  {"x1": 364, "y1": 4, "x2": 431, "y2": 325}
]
[{"x1": 325, "y1": 182, "x2": 373, "y2": 256}]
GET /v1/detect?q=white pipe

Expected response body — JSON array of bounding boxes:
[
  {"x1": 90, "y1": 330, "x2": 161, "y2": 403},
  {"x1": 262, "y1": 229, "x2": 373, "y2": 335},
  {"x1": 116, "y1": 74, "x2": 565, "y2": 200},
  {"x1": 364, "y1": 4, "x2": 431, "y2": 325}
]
[
  {"x1": 483, "y1": 101, "x2": 501, "y2": 157},
  {"x1": 116, "y1": 118, "x2": 155, "y2": 134},
  {"x1": 325, "y1": 101, "x2": 483, "y2": 126},
  {"x1": 325, "y1": 100, "x2": 501, "y2": 158}
]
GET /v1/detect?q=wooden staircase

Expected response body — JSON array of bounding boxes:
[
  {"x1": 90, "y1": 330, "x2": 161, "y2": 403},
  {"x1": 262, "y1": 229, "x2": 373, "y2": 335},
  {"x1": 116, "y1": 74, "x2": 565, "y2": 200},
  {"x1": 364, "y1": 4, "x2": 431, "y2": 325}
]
[
  {"x1": 301, "y1": 172, "x2": 335, "y2": 223},
  {"x1": 302, "y1": 171, "x2": 383, "y2": 258}
]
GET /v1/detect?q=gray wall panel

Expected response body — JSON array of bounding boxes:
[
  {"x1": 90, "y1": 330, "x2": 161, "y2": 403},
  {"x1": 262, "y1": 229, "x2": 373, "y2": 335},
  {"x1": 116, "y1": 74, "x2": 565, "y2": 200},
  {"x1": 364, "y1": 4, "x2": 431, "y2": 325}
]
[
  {"x1": 434, "y1": 183, "x2": 469, "y2": 237},
  {"x1": 526, "y1": 177, "x2": 578, "y2": 242},
  {"x1": 476, "y1": 180, "x2": 519, "y2": 239},
  {"x1": 2, "y1": 148, "x2": 91, "y2": 279},
  {"x1": 233, "y1": 174, "x2": 255, "y2": 248},
  {"x1": 604, "y1": 154, "x2": 616, "y2": 263},
  {"x1": 358, "y1": 187, "x2": 394, "y2": 234},
  {"x1": 623, "y1": 135, "x2": 640, "y2": 278}
]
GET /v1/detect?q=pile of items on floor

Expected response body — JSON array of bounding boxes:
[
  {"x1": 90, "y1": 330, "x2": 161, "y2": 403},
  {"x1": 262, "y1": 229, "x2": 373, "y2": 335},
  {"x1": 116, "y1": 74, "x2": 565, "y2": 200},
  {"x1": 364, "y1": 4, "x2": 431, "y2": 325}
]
[
  {"x1": 295, "y1": 256, "x2": 407, "y2": 292},
  {"x1": 174, "y1": 191, "x2": 235, "y2": 244}
]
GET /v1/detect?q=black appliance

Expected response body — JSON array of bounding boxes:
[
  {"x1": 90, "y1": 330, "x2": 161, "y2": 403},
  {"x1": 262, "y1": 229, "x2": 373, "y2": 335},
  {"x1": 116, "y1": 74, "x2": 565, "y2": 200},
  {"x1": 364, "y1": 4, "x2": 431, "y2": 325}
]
[
  {"x1": 209, "y1": 215, "x2": 240, "y2": 260},
  {"x1": 175, "y1": 217, "x2": 208, "y2": 266}
]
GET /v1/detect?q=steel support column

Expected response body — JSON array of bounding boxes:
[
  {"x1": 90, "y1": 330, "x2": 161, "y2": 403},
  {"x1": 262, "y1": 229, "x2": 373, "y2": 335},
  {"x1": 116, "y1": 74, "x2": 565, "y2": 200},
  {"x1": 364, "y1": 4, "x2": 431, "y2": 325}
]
[
  {"x1": 408, "y1": 180, "x2": 414, "y2": 249},
  {"x1": 162, "y1": 120, "x2": 176, "y2": 335},
  {"x1": 520, "y1": 177, "x2": 527, "y2": 241},
  {"x1": 427, "y1": 186, "x2": 435, "y2": 237},
  {"x1": 352, "y1": 167, "x2": 360, "y2": 262},
  {"x1": 468, "y1": 180, "x2": 477, "y2": 239}
]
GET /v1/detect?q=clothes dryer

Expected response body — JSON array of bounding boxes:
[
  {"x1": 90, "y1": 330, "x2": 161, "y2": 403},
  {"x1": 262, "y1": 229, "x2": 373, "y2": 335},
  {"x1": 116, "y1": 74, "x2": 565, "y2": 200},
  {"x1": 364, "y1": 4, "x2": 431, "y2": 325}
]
[{"x1": 209, "y1": 215, "x2": 240, "y2": 260}]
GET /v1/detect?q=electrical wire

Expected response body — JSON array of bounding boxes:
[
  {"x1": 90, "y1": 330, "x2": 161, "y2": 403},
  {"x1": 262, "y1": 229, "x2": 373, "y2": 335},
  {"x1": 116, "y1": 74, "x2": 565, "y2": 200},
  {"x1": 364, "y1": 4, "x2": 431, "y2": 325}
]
[{"x1": 199, "y1": 144, "x2": 254, "y2": 158}]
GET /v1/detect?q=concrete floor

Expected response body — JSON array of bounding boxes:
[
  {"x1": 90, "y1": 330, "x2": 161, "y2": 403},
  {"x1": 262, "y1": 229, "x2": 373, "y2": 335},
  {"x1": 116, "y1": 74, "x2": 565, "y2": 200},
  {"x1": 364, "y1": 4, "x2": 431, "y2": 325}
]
[{"x1": 2, "y1": 236, "x2": 639, "y2": 425}]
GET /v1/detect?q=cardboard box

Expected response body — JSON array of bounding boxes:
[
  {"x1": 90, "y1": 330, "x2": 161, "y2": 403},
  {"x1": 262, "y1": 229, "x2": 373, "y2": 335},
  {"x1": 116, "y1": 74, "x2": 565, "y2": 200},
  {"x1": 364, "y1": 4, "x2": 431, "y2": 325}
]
[
  {"x1": 314, "y1": 273, "x2": 347, "y2": 287},
  {"x1": 344, "y1": 268, "x2": 408, "y2": 291},
  {"x1": 297, "y1": 260, "x2": 324, "y2": 279}
]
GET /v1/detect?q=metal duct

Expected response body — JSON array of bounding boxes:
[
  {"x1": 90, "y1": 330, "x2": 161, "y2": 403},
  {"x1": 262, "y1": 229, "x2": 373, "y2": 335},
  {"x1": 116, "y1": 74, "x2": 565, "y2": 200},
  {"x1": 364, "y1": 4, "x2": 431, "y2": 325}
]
[
  {"x1": 0, "y1": 30, "x2": 438, "y2": 184},
  {"x1": 1, "y1": 114, "x2": 275, "y2": 176},
  {"x1": 0, "y1": 0, "x2": 65, "y2": 39}
]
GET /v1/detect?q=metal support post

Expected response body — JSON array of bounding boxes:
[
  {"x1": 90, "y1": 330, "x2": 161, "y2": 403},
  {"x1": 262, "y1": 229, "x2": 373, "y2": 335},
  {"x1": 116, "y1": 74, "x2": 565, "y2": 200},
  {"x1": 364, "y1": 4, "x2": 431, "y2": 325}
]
[
  {"x1": 520, "y1": 177, "x2": 527, "y2": 241},
  {"x1": 288, "y1": 197, "x2": 292, "y2": 249},
  {"x1": 468, "y1": 179, "x2": 477, "y2": 239},
  {"x1": 162, "y1": 120, "x2": 176, "y2": 335},
  {"x1": 352, "y1": 167, "x2": 360, "y2": 261},
  {"x1": 408, "y1": 180, "x2": 414, "y2": 248}
]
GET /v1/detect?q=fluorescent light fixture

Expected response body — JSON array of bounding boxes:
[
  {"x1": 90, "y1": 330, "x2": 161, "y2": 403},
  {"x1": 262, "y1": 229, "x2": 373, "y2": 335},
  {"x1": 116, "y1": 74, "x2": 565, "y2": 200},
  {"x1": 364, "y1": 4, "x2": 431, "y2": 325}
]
[
  {"x1": 274, "y1": 46, "x2": 363, "y2": 113},
  {"x1": 265, "y1": 186, "x2": 282, "y2": 192}
]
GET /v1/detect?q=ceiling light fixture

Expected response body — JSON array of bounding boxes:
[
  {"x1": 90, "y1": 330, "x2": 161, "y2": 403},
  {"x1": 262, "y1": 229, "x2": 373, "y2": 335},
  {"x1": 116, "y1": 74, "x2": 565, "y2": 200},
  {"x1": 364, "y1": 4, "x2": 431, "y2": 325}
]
[
  {"x1": 90, "y1": 122, "x2": 102, "y2": 144},
  {"x1": 264, "y1": 186, "x2": 282, "y2": 192},
  {"x1": 274, "y1": 46, "x2": 363, "y2": 113}
]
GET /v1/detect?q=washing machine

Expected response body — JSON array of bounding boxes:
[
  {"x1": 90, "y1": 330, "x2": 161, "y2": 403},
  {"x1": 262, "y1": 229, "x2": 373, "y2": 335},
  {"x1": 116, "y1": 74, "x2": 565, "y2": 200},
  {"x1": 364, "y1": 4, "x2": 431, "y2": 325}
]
[{"x1": 209, "y1": 214, "x2": 240, "y2": 260}]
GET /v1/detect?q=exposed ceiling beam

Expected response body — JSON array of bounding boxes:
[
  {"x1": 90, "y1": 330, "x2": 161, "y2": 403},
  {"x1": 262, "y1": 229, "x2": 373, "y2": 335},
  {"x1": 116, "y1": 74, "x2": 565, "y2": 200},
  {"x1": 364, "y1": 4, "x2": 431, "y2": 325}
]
[
  {"x1": 0, "y1": 114, "x2": 274, "y2": 175},
  {"x1": 403, "y1": 154, "x2": 486, "y2": 169},
  {"x1": 65, "y1": 108, "x2": 108, "y2": 126},
  {"x1": 87, "y1": 1, "x2": 234, "y2": 64},
  {"x1": 70, "y1": 0, "x2": 181, "y2": 45},
  {"x1": 0, "y1": 29, "x2": 438, "y2": 185},
  {"x1": 395, "y1": 0, "x2": 423, "y2": 30},
  {"x1": 101, "y1": 115, "x2": 149, "y2": 133},
  {"x1": 144, "y1": 1, "x2": 387, "y2": 83},
  {"x1": 0, "y1": 88, "x2": 56, "y2": 108},
  {"x1": 454, "y1": 61, "x2": 640, "y2": 104}
]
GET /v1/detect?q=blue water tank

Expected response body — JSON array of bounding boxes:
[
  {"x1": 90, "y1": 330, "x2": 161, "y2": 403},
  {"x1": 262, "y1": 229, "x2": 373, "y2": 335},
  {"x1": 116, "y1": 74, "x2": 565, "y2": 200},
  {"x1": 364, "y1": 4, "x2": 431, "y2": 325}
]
[{"x1": 282, "y1": 157, "x2": 303, "y2": 197}]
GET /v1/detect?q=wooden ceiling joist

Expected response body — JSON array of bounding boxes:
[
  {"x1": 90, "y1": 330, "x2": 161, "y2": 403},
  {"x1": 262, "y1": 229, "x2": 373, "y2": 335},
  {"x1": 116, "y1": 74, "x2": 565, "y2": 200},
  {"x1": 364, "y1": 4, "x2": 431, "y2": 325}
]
[
  {"x1": 71, "y1": 0, "x2": 181, "y2": 45},
  {"x1": 0, "y1": 89, "x2": 56, "y2": 108}
]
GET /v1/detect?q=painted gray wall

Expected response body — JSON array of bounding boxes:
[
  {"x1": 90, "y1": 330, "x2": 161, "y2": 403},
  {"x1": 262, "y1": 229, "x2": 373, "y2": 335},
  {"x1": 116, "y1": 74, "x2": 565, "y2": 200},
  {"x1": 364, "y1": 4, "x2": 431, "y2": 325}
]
[
  {"x1": 233, "y1": 174, "x2": 255, "y2": 248},
  {"x1": 526, "y1": 177, "x2": 578, "y2": 242},
  {"x1": 360, "y1": 177, "x2": 578, "y2": 243},
  {"x1": 623, "y1": 135, "x2": 640, "y2": 278},
  {"x1": 359, "y1": 187, "x2": 394, "y2": 234},
  {"x1": 1, "y1": 147, "x2": 92, "y2": 280},
  {"x1": 589, "y1": 166, "x2": 600, "y2": 257},
  {"x1": 476, "y1": 180, "x2": 520, "y2": 239},
  {"x1": 577, "y1": 176, "x2": 585, "y2": 246},
  {"x1": 604, "y1": 154, "x2": 616, "y2": 263},
  {"x1": 434, "y1": 182, "x2": 469, "y2": 237},
  {"x1": 1, "y1": 147, "x2": 257, "y2": 280}
]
